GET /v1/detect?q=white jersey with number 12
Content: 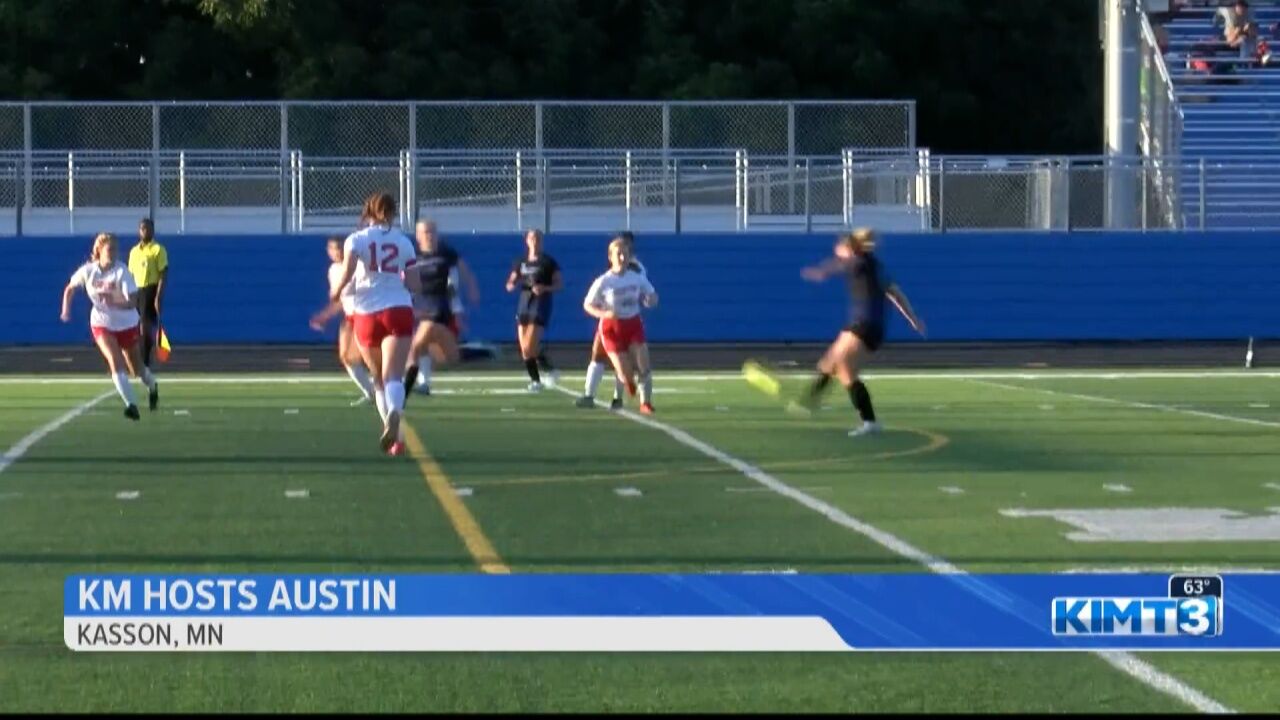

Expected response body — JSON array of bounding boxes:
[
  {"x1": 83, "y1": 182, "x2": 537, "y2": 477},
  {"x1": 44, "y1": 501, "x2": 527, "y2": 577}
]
[{"x1": 343, "y1": 225, "x2": 418, "y2": 314}]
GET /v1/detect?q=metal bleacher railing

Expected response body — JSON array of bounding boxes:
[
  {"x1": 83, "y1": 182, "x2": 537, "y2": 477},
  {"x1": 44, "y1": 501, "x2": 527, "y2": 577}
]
[{"x1": 1142, "y1": 0, "x2": 1280, "y2": 229}]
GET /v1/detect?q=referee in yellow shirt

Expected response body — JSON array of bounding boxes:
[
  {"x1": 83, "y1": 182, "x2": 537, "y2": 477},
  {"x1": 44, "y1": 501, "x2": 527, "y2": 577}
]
[{"x1": 128, "y1": 218, "x2": 168, "y2": 370}]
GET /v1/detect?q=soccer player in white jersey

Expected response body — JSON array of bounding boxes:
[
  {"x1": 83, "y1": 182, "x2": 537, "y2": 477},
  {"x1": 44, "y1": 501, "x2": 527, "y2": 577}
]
[
  {"x1": 310, "y1": 236, "x2": 378, "y2": 407},
  {"x1": 59, "y1": 232, "x2": 159, "y2": 421},
  {"x1": 582, "y1": 237, "x2": 659, "y2": 415},
  {"x1": 329, "y1": 193, "x2": 422, "y2": 455},
  {"x1": 576, "y1": 231, "x2": 646, "y2": 409}
]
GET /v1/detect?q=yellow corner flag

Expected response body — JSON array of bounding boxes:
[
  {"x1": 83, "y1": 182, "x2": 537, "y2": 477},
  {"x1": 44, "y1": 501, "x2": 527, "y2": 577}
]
[
  {"x1": 156, "y1": 326, "x2": 172, "y2": 363},
  {"x1": 741, "y1": 360, "x2": 781, "y2": 397}
]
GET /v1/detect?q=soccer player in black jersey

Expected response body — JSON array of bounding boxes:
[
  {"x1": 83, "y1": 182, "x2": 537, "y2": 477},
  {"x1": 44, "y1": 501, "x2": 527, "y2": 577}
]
[
  {"x1": 404, "y1": 220, "x2": 488, "y2": 396},
  {"x1": 505, "y1": 229, "x2": 563, "y2": 392},
  {"x1": 799, "y1": 228, "x2": 926, "y2": 436}
]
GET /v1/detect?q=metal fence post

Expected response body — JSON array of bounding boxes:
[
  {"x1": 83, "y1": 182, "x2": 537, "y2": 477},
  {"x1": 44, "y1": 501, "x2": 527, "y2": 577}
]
[
  {"x1": 804, "y1": 157, "x2": 812, "y2": 233},
  {"x1": 67, "y1": 151, "x2": 75, "y2": 234},
  {"x1": 22, "y1": 104, "x2": 31, "y2": 217},
  {"x1": 15, "y1": 154, "x2": 23, "y2": 237},
  {"x1": 150, "y1": 104, "x2": 159, "y2": 223},
  {"x1": 938, "y1": 159, "x2": 946, "y2": 232},
  {"x1": 179, "y1": 150, "x2": 186, "y2": 234},
  {"x1": 787, "y1": 102, "x2": 796, "y2": 214},
  {"x1": 1198, "y1": 157, "x2": 1206, "y2": 230},
  {"x1": 515, "y1": 150, "x2": 524, "y2": 229},
  {"x1": 625, "y1": 150, "x2": 633, "y2": 230},
  {"x1": 407, "y1": 102, "x2": 418, "y2": 224},
  {"x1": 662, "y1": 102, "x2": 671, "y2": 209},
  {"x1": 1141, "y1": 156, "x2": 1148, "y2": 232},
  {"x1": 279, "y1": 105, "x2": 289, "y2": 234},
  {"x1": 907, "y1": 100, "x2": 917, "y2": 148},
  {"x1": 1063, "y1": 156, "x2": 1072, "y2": 231},
  {"x1": 542, "y1": 157, "x2": 550, "y2": 233},
  {"x1": 673, "y1": 157, "x2": 681, "y2": 234}
]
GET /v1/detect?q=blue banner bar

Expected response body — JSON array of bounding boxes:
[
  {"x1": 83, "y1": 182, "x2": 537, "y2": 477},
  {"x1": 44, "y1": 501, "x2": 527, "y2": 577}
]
[{"x1": 63, "y1": 573, "x2": 1280, "y2": 650}]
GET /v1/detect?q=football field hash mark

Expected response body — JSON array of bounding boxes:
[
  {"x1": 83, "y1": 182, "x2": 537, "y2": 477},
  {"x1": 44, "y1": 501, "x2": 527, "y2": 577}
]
[
  {"x1": 1103, "y1": 484, "x2": 1133, "y2": 494},
  {"x1": 284, "y1": 489, "x2": 309, "y2": 499},
  {"x1": 939, "y1": 486, "x2": 965, "y2": 495},
  {"x1": 115, "y1": 491, "x2": 140, "y2": 500},
  {"x1": 614, "y1": 487, "x2": 643, "y2": 497},
  {"x1": 453, "y1": 487, "x2": 474, "y2": 497}
]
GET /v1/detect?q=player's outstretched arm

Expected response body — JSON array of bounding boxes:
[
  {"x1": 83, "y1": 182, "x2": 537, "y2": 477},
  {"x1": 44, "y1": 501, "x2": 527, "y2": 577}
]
[
  {"x1": 331, "y1": 247, "x2": 357, "y2": 302},
  {"x1": 801, "y1": 256, "x2": 847, "y2": 283},
  {"x1": 309, "y1": 300, "x2": 342, "y2": 331},
  {"x1": 887, "y1": 283, "x2": 926, "y2": 337},
  {"x1": 59, "y1": 283, "x2": 77, "y2": 322}
]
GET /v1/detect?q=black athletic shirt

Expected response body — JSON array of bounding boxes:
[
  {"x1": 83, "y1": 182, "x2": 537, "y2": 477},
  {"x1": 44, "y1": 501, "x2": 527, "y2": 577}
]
[
  {"x1": 512, "y1": 253, "x2": 560, "y2": 296},
  {"x1": 413, "y1": 242, "x2": 460, "y2": 301},
  {"x1": 845, "y1": 252, "x2": 891, "y2": 326}
]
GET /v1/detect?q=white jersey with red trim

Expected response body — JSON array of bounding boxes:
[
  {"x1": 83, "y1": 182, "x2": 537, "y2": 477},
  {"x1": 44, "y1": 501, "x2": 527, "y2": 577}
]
[
  {"x1": 327, "y1": 261, "x2": 357, "y2": 315},
  {"x1": 584, "y1": 268, "x2": 655, "y2": 320},
  {"x1": 343, "y1": 224, "x2": 418, "y2": 315},
  {"x1": 69, "y1": 261, "x2": 140, "y2": 331}
]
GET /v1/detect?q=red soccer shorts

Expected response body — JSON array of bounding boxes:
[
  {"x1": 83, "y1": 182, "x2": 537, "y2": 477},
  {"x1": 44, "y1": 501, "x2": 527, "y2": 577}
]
[
  {"x1": 91, "y1": 324, "x2": 141, "y2": 349},
  {"x1": 353, "y1": 306, "x2": 415, "y2": 348},
  {"x1": 599, "y1": 316, "x2": 646, "y2": 354}
]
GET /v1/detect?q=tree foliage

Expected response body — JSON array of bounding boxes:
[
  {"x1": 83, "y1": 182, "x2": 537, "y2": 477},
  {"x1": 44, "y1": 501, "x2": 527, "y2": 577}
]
[{"x1": 0, "y1": 0, "x2": 1102, "y2": 153}]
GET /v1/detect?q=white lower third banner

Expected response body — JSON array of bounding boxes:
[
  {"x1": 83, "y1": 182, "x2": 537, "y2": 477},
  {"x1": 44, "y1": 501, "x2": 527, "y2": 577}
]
[{"x1": 65, "y1": 617, "x2": 852, "y2": 652}]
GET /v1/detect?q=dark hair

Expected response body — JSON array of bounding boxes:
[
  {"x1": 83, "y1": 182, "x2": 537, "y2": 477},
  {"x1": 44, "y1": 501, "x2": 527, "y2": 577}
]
[
  {"x1": 326, "y1": 235, "x2": 343, "y2": 246},
  {"x1": 359, "y1": 192, "x2": 397, "y2": 227},
  {"x1": 613, "y1": 230, "x2": 635, "y2": 248}
]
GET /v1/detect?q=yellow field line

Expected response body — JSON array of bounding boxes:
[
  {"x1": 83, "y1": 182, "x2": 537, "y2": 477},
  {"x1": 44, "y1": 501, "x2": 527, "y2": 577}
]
[{"x1": 401, "y1": 423, "x2": 510, "y2": 574}]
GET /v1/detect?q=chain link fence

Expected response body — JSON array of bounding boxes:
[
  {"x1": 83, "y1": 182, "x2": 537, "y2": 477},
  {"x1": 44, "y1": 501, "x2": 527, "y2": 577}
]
[{"x1": 7, "y1": 100, "x2": 1265, "y2": 234}]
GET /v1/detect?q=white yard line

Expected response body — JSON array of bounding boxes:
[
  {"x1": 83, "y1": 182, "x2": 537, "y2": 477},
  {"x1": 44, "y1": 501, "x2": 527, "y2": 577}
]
[
  {"x1": 2, "y1": 369, "x2": 1280, "y2": 384},
  {"x1": 0, "y1": 391, "x2": 113, "y2": 475},
  {"x1": 970, "y1": 379, "x2": 1280, "y2": 430},
  {"x1": 550, "y1": 385, "x2": 1233, "y2": 714}
]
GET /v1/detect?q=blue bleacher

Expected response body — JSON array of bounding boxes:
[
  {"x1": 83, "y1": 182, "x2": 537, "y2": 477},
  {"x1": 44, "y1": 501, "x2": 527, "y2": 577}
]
[{"x1": 1160, "y1": 1, "x2": 1280, "y2": 228}]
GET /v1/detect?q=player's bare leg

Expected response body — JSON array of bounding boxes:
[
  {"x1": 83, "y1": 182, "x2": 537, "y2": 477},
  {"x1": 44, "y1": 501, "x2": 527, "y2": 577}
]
[
  {"x1": 121, "y1": 339, "x2": 158, "y2": 411},
  {"x1": 405, "y1": 320, "x2": 434, "y2": 396},
  {"x1": 577, "y1": 331, "x2": 610, "y2": 407},
  {"x1": 357, "y1": 342, "x2": 391, "y2": 435},
  {"x1": 605, "y1": 350, "x2": 637, "y2": 406},
  {"x1": 840, "y1": 334, "x2": 880, "y2": 437},
  {"x1": 377, "y1": 334, "x2": 412, "y2": 453},
  {"x1": 633, "y1": 343, "x2": 655, "y2": 414},
  {"x1": 518, "y1": 323, "x2": 542, "y2": 391},
  {"x1": 95, "y1": 334, "x2": 140, "y2": 420},
  {"x1": 339, "y1": 321, "x2": 375, "y2": 406}
]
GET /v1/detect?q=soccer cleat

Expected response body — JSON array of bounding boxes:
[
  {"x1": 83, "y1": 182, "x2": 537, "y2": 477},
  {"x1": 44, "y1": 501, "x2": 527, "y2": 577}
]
[
  {"x1": 848, "y1": 421, "x2": 883, "y2": 438},
  {"x1": 527, "y1": 381, "x2": 544, "y2": 393},
  {"x1": 610, "y1": 397, "x2": 624, "y2": 411},
  {"x1": 124, "y1": 404, "x2": 141, "y2": 421},
  {"x1": 387, "y1": 441, "x2": 405, "y2": 457},
  {"x1": 545, "y1": 369, "x2": 561, "y2": 388},
  {"x1": 639, "y1": 402, "x2": 655, "y2": 415},
  {"x1": 380, "y1": 411, "x2": 402, "y2": 452},
  {"x1": 574, "y1": 395, "x2": 596, "y2": 408},
  {"x1": 148, "y1": 383, "x2": 159, "y2": 411}
]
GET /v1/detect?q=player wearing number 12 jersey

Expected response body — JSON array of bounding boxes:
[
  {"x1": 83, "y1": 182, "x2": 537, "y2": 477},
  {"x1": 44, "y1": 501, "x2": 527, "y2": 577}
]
[{"x1": 330, "y1": 193, "x2": 421, "y2": 455}]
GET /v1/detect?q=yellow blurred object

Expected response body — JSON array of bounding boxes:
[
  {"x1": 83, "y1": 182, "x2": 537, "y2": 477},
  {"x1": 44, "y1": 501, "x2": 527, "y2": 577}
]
[{"x1": 741, "y1": 360, "x2": 781, "y2": 397}]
